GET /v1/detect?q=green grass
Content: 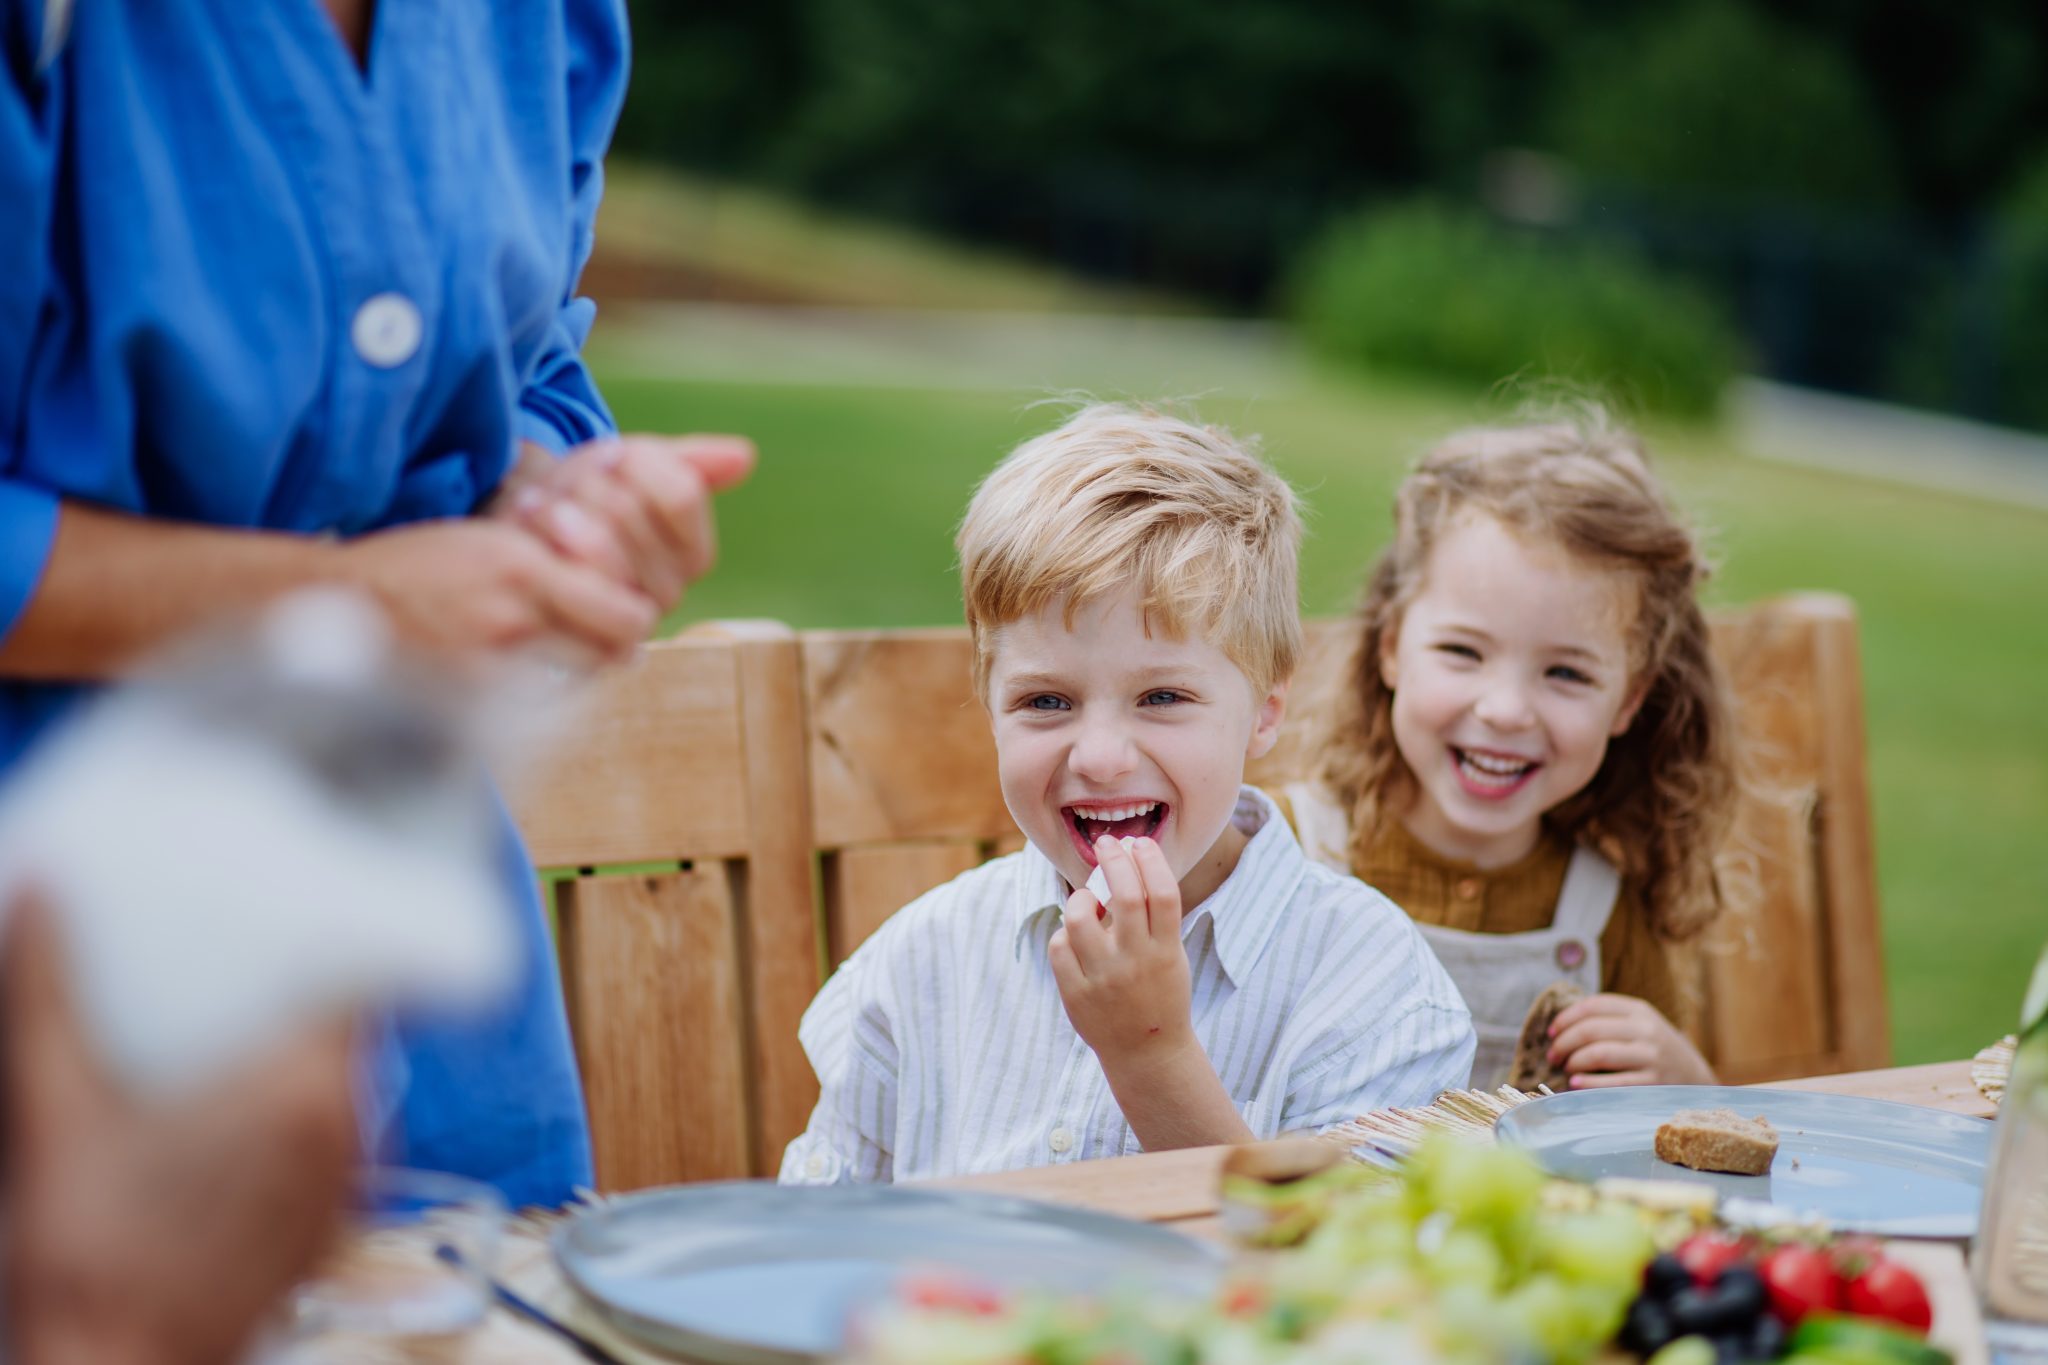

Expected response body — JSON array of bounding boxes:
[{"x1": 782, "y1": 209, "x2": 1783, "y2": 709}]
[{"x1": 591, "y1": 359, "x2": 2048, "y2": 1069}]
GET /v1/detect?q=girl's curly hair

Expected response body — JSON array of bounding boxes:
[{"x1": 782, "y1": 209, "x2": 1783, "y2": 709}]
[{"x1": 1319, "y1": 410, "x2": 1738, "y2": 942}]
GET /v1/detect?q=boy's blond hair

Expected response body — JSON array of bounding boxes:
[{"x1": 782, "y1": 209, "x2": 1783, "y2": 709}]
[{"x1": 957, "y1": 403, "x2": 1302, "y2": 697}]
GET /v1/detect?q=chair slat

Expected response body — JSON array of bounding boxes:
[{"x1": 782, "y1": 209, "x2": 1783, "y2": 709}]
[
  {"x1": 826, "y1": 841, "x2": 987, "y2": 964},
  {"x1": 558, "y1": 866, "x2": 751, "y2": 1189}
]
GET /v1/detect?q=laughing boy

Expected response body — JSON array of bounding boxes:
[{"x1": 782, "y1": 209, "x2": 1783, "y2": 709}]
[{"x1": 780, "y1": 405, "x2": 1473, "y2": 1182}]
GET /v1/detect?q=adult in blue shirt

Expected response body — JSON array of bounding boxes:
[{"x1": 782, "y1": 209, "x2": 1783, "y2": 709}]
[{"x1": 0, "y1": 0, "x2": 753, "y2": 1209}]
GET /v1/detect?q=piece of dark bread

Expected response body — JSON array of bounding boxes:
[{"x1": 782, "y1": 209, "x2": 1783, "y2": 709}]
[
  {"x1": 1653, "y1": 1108, "x2": 1779, "y2": 1175},
  {"x1": 1509, "y1": 981, "x2": 1585, "y2": 1092}
]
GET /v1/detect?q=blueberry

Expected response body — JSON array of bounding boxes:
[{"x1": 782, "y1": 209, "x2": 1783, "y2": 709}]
[
  {"x1": 1669, "y1": 1285, "x2": 1752, "y2": 1337},
  {"x1": 1645, "y1": 1253, "x2": 1694, "y2": 1300},
  {"x1": 1714, "y1": 1266, "x2": 1767, "y2": 1320},
  {"x1": 1746, "y1": 1314, "x2": 1785, "y2": 1360},
  {"x1": 1620, "y1": 1297, "x2": 1678, "y2": 1354}
]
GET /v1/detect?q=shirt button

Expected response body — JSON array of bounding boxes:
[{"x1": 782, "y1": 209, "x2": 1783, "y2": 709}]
[
  {"x1": 1048, "y1": 1125, "x2": 1073, "y2": 1154},
  {"x1": 351, "y1": 292, "x2": 422, "y2": 368},
  {"x1": 804, "y1": 1153, "x2": 829, "y2": 1178},
  {"x1": 1455, "y1": 877, "x2": 1482, "y2": 901}
]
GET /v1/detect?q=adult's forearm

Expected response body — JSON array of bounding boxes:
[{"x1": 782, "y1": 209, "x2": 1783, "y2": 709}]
[
  {"x1": 1099, "y1": 1037, "x2": 1255, "y2": 1152},
  {"x1": 0, "y1": 502, "x2": 341, "y2": 681}
]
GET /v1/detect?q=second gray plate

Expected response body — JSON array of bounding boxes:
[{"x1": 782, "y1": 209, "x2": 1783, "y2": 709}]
[
  {"x1": 1493, "y1": 1085, "x2": 1991, "y2": 1238},
  {"x1": 553, "y1": 1181, "x2": 1225, "y2": 1365}
]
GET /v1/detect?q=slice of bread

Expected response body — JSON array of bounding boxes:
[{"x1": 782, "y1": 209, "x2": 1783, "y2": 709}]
[
  {"x1": 1653, "y1": 1108, "x2": 1779, "y2": 1175},
  {"x1": 1509, "y1": 981, "x2": 1585, "y2": 1092}
]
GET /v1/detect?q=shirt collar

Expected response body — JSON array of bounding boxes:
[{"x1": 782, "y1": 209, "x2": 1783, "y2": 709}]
[{"x1": 1009, "y1": 785, "x2": 1309, "y2": 986}]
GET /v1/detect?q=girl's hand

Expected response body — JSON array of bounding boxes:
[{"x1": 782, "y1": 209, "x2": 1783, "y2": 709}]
[
  {"x1": 1048, "y1": 836, "x2": 1193, "y2": 1066},
  {"x1": 493, "y1": 435, "x2": 756, "y2": 614},
  {"x1": 1547, "y1": 992, "x2": 1715, "y2": 1087}
]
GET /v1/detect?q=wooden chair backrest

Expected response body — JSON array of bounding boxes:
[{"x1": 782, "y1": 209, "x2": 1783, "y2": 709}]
[
  {"x1": 806, "y1": 595, "x2": 1889, "y2": 1083},
  {"x1": 508, "y1": 623, "x2": 821, "y2": 1191},
  {"x1": 512, "y1": 595, "x2": 1886, "y2": 1189}
]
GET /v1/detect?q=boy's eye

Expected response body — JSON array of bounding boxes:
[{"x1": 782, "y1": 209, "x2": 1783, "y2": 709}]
[
  {"x1": 1141, "y1": 690, "x2": 1185, "y2": 707},
  {"x1": 1025, "y1": 694, "x2": 1070, "y2": 711}
]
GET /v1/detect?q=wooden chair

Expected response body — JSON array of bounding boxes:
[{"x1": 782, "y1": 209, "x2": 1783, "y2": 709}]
[
  {"x1": 512, "y1": 595, "x2": 1887, "y2": 1190},
  {"x1": 506, "y1": 623, "x2": 822, "y2": 1191}
]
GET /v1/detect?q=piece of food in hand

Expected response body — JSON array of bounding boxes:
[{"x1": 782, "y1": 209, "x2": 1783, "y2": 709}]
[
  {"x1": 1653, "y1": 1108, "x2": 1779, "y2": 1175},
  {"x1": 1509, "y1": 981, "x2": 1584, "y2": 1091},
  {"x1": 1084, "y1": 866, "x2": 1112, "y2": 919}
]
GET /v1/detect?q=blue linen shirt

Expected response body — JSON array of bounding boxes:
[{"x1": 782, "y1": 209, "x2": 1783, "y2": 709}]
[{"x1": 0, "y1": 1, "x2": 630, "y2": 1206}]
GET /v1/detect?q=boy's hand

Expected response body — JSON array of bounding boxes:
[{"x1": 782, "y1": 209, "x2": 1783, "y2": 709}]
[
  {"x1": 1547, "y1": 992, "x2": 1715, "y2": 1087},
  {"x1": 1048, "y1": 835, "x2": 1193, "y2": 1063}
]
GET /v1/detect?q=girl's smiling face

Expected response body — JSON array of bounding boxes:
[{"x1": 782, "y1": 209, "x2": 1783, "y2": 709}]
[
  {"x1": 1382, "y1": 512, "x2": 1645, "y2": 868},
  {"x1": 986, "y1": 587, "x2": 1287, "y2": 910}
]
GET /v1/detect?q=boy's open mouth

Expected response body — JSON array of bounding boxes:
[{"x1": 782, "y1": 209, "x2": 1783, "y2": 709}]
[
  {"x1": 1451, "y1": 746, "x2": 1540, "y2": 798},
  {"x1": 1063, "y1": 801, "x2": 1168, "y2": 864}
]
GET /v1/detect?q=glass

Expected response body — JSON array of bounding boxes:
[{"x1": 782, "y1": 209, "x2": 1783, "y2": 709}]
[
  {"x1": 285, "y1": 1166, "x2": 506, "y2": 1346},
  {"x1": 1976, "y1": 939, "x2": 2048, "y2": 1359}
]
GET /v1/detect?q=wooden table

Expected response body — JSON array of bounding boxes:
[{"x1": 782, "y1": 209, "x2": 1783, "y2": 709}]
[{"x1": 314, "y1": 1060, "x2": 1998, "y2": 1363}]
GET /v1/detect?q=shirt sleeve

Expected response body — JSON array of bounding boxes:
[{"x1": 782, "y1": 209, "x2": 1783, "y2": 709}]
[
  {"x1": 1275, "y1": 885, "x2": 1478, "y2": 1132},
  {"x1": 0, "y1": 30, "x2": 63, "y2": 646},
  {"x1": 778, "y1": 947, "x2": 900, "y2": 1185},
  {"x1": 513, "y1": 0, "x2": 630, "y2": 456}
]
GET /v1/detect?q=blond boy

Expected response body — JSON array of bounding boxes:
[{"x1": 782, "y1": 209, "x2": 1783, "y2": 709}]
[{"x1": 780, "y1": 405, "x2": 1473, "y2": 1183}]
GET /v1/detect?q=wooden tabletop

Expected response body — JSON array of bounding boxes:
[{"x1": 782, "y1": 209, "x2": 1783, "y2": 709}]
[
  {"x1": 310, "y1": 1059, "x2": 1997, "y2": 1363},
  {"x1": 928, "y1": 1058, "x2": 1995, "y2": 1243}
]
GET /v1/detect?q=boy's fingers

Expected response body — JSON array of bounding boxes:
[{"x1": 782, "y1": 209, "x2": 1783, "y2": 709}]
[
  {"x1": 1128, "y1": 837, "x2": 1181, "y2": 942},
  {"x1": 1060, "y1": 889, "x2": 1107, "y2": 972},
  {"x1": 1095, "y1": 838, "x2": 1148, "y2": 951}
]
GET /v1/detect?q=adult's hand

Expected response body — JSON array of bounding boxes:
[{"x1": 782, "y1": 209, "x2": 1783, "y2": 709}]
[
  {"x1": 336, "y1": 517, "x2": 659, "y2": 669},
  {"x1": 491, "y1": 434, "x2": 756, "y2": 614},
  {"x1": 2, "y1": 895, "x2": 360, "y2": 1365}
]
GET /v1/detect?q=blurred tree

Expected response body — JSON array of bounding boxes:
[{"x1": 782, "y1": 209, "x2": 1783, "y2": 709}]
[
  {"x1": 613, "y1": 1, "x2": 810, "y2": 174},
  {"x1": 1547, "y1": 0, "x2": 1895, "y2": 209}
]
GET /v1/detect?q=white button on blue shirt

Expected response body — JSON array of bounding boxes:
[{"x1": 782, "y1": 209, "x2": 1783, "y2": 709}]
[{"x1": 351, "y1": 293, "x2": 423, "y2": 368}]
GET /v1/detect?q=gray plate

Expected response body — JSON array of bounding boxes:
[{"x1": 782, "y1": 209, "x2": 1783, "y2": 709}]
[
  {"x1": 552, "y1": 1182, "x2": 1225, "y2": 1365},
  {"x1": 1493, "y1": 1086, "x2": 1991, "y2": 1238}
]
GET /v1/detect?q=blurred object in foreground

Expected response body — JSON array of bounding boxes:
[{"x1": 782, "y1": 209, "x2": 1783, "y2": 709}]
[
  {"x1": 1976, "y1": 938, "x2": 2048, "y2": 1350},
  {"x1": 0, "y1": 589, "x2": 528, "y2": 1096}
]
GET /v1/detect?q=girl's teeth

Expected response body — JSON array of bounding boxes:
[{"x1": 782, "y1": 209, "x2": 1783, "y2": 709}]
[{"x1": 1459, "y1": 752, "x2": 1532, "y2": 785}]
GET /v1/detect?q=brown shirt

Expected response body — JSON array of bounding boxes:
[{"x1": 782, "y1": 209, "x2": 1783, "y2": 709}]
[{"x1": 1278, "y1": 790, "x2": 1695, "y2": 1032}]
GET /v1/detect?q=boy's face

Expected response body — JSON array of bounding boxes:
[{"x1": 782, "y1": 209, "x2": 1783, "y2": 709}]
[{"x1": 985, "y1": 587, "x2": 1288, "y2": 909}]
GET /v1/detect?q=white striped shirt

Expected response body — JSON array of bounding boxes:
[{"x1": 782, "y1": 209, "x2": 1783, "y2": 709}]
[{"x1": 780, "y1": 787, "x2": 1475, "y2": 1183}]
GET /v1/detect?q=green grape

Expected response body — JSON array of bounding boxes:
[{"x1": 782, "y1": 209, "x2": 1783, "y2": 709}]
[
  {"x1": 1534, "y1": 1209, "x2": 1657, "y2": 1293},
  {"x1": 1500, "y1": 1273, "x2": 1580, "y2": 1361},
  {"x1": 1419, "y1": 1139, "x2": 1548, "y2": 1231},
  {"x1": 1424, "y1": 1227, "x2": 1507, "y2": 1293}
]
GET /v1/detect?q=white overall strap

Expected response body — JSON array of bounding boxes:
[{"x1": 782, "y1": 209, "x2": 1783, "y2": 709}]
[
  {"x1": 1279, "y1": 781, "x2": 1350, "y2": 873},
  {"x1": 1554, "y1": 845, "x2": 1623, "y2": 940}
]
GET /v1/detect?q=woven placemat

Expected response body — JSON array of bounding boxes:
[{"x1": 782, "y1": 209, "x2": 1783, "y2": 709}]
[
  {"x1": 1974, "y1": 1034, "x2": 2016, "y2": 1107},
  {"x1": 1319, "y1": 1084, "x2": 1552, "y2": 1161}
]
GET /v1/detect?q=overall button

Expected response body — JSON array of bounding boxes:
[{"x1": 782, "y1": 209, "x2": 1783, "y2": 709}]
[
  {"x1": 1048, "y1": 1125, "x2": 1073, "y2": 1155},
  {"x1": 351, "y1": 293, "x2": 422, "y2": 368},
  {"x1": 1555, "y1": 939, "x2": 1588, "y2": 971}
]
